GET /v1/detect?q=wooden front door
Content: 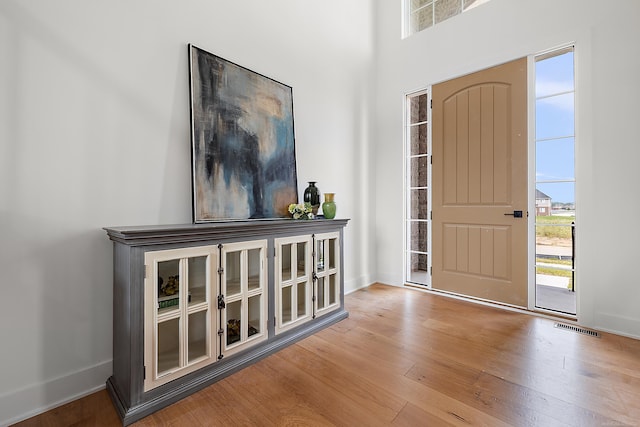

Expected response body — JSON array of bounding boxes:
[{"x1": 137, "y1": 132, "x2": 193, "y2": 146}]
[{"x1": 432, "y1": 57, "x2": 528, "y2": 307}]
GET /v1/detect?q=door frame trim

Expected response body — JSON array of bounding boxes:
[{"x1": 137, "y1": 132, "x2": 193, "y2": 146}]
[
  {"x1": 403, "y1": 49, "x2": 579, "y2": 321},
  {"x1": 527, "y1": 54, "x2": 536, "y2": 312}
]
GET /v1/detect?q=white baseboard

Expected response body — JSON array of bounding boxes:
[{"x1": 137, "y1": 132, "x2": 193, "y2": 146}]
[
  {"x1": 344, "y1": 275, "x2": 370, "y2": 295},
  {"x1": 594, "y1": 312, "x2": 640, "y2": 340},
  {"x1": 373, "y1": 273, "x2": 403, "y2": 287},
  {"x1": 0, "y1": 360, "x2": 112, "y2": 426}
]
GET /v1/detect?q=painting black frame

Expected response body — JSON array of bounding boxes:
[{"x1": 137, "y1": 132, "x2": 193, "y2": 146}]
[{"x1": 188, "y1": 44, "x2": 298, "y2": 222}]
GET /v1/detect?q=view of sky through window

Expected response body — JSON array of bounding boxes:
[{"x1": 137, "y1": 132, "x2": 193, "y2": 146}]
[{"x1": 535, "y1": 50, "x2": 575, "y2": 205}]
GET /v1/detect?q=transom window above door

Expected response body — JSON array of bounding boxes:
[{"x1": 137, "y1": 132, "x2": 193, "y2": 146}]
[{"x1": 403, "y1": 0, "x2": 492, "y2": 38}]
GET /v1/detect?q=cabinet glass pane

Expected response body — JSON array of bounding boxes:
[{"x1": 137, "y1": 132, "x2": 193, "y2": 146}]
[
  {"x1": 157, "y1": 318, "x2": 180, "y2": 375},
  {"x1": 316, "y1": 241, "x2": 325, "y2": 272},
  {"x1": 281, "y1": 244, "x2": 292, "y2": 281},
  {"x1": 297, "y1": 282, "x2": 307, "y2": 317},
  {"x1": 248, "y1": 295, "x2": 261, "y2": 337},
  {"x1": 158, "y1": 260, "x2": 180, "y2": 313},
  {"x1": 329, "y1": 239, "x2": 336, "y2": 269},
  {"x1": 226, "y1": 300, "x2": 242, "y2": 346},
  {"x1": 188, "y1": 256, "x2": 207, "y2": 305},
  {"x1": 317, "y1": 277, "x2": 325, "y2": 310},
  {"x1": 296, "y1": 242, "x2": 306, "y2": 277},
  {"x1": 226, "y1": 251, "x2": 241, "y2": 296},
  {"x1": 188, "y1": 311, "x2": 207, "y2": 363},
  {"x1": 248, "y1": 248, "x2": 261, "y2": 291},
  {"x1": 329, "y1": 274, "x2": 337, "y2": 305},
  {"x1": 281, "y1": 285, "x2": 292, "y2": 323}
]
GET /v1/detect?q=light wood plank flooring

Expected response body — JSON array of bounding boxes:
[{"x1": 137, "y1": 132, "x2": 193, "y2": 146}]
[{"x1": 13, "y1": 283, "x2": 640, "y2": 426}]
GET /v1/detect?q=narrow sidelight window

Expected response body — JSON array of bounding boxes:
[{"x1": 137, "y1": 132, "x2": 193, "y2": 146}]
[
  {"x1": 405, "y1": 91, "x2": 431, "y2": 286},
  {"x1": 534, "y1": 46, "x2": 576, "y2": 315}
]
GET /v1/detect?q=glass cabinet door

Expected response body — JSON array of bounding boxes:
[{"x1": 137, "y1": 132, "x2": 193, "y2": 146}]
[
  {"x1": 221, "y1": 240, "x2": 267, "y2": 357},
  {"x1": 144, "y1": 246, "x2": 217, "y2": 391},
  {"x1": 274, "y1": 235, "x2": 313, "y2": 334},
  {"x1": 314, "y1": 232, "x2": 341, "y2": 317}
]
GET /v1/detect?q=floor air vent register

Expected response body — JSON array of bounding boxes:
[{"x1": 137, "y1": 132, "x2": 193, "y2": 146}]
[{"x1": 554, "y1": 322, "x2": 600, "y2": 337}]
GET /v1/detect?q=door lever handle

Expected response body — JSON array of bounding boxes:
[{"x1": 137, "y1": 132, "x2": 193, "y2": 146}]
[{"x1": 504, "y1": 210, "x2": 523, "y2": 218}]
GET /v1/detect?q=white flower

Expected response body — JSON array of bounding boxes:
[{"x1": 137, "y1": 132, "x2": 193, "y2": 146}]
[{"x1": 288, "y1": 202, "x2": 313, "y2": 220}]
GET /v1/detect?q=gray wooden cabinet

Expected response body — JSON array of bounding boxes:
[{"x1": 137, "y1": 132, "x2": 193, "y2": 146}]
[{"x1": 104, "y1": 219, "x2": 349, "y2": 426}]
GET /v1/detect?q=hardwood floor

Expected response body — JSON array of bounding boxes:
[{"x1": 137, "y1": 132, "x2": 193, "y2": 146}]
[{"x1": 13, "y1": 284, "x2": 640, "y2": 426}]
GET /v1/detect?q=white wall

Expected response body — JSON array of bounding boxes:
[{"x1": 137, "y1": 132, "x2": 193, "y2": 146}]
[
  {"x1": 0, "y1": 0, "x2": 374, "y2": 424},
  {"x1": 3, "y1": 0, "x2": 639, "y2": 423},
  {"x1": 374, "y1": 0, "x2": 640, "y2": 338}
]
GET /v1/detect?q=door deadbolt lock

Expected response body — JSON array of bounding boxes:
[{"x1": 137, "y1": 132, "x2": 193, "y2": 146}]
[{"x1": 504, "y1": 210, "x2": 523, "y2": 218}]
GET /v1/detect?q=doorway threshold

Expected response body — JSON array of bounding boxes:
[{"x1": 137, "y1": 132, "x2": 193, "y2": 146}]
[
  {"x1": 405, "y1": 282, "x2": 578, "y2": 323},
  {"x1": 535, "y1": 284, "x2": 576, "y2": 316}
]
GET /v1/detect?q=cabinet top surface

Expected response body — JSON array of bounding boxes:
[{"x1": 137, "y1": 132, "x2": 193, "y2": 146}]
[{"x1": 104, "y1": 219, "x2": 349, "y2": 246}]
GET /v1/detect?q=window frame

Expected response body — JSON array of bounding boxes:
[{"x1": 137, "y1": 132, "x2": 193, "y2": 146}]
[
  {"x1": 529, "y1": 44, "x2": 577, "y2": 315},
  {"x1": 403, "y1": 89, "x2": 432, "y2": 287},
  {"x1": 403, "y1": 0, "x2": 492, "y2": 38}
]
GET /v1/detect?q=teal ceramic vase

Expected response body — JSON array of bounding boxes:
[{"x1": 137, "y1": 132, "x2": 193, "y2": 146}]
[{"x1": 322, "y1": 193, "x2": 336, "y2": 219}]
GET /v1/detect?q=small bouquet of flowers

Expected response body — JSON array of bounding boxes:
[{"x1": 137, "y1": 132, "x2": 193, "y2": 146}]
[{"x1": 288, "y1": 202, "x2": 315, "y2": 220}]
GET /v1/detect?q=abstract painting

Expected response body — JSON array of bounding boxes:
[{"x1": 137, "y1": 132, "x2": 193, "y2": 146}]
[{"x1": 188, "y1": 45, "x2": 298, "y2": 222}]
